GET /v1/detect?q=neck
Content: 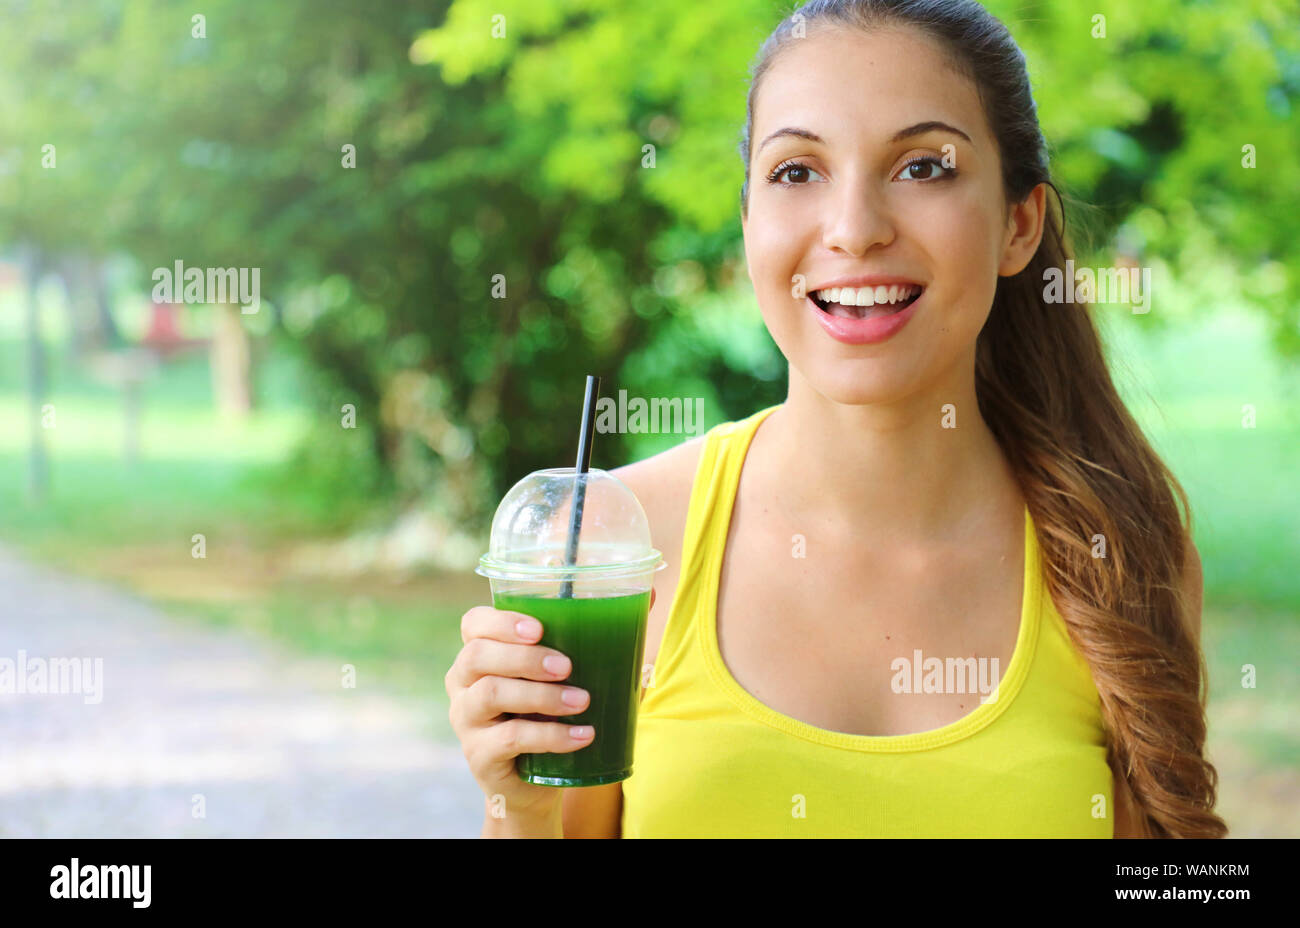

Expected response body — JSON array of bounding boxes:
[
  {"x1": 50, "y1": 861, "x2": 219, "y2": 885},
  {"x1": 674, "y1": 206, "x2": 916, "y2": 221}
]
[{"x1": 759, "y1": 355, "x2": 1020, "y2": 545}]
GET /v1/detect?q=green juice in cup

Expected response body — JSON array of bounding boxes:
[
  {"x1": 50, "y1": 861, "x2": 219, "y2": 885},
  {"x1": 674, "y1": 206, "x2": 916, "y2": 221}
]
[
  {"x1": 477, "y1": 465, "x2": 665, "y2": 789},
  {"x1": 494, "y1": 588, "x2": 652, "y2": 786}
]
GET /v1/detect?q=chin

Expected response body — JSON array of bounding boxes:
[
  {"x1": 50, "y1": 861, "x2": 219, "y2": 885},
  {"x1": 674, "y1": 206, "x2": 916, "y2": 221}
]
[{"x1": 800, "y1": 365, "x2": 918, "y2": 407}]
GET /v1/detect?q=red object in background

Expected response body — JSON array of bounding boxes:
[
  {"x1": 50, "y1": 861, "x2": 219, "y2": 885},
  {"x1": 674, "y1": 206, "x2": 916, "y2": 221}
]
[{"x1": 142, "y1": 302, "x2": 189, "y2": 357}]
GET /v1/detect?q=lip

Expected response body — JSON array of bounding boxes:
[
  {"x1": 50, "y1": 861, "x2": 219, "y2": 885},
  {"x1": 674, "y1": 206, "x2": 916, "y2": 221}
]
[{"x1": 808, "y1": 290, "x2": 921, "y2": 345}]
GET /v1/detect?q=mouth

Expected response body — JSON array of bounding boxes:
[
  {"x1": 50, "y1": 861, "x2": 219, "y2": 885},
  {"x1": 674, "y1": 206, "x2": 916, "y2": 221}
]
[{"x1": 809, "y1": 284, "x2": 923, "y2": 319}]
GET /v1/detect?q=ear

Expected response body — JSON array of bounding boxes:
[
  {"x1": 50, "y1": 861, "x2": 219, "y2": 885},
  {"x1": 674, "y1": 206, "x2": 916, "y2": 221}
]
[{"x1": 997, "y1": 182, "x2": 1048, "y2": 277}]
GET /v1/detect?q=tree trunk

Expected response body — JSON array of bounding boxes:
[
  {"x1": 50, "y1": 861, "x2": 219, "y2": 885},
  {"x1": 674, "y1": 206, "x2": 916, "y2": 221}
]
[
  {"x1": 23, "y1": 247, "x2": 49, "y2": 500},
  {"x1": 210, "y1": 304, "x2": 253, "y2": 416},
  {"x1": 58, "y1": 253, "x2": 118, "y2": 355}
]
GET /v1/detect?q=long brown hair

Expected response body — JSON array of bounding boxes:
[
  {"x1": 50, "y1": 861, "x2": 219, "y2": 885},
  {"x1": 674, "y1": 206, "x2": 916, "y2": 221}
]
[{"x1": 738, "y1": 0, "x2": 1226, "y2": 838}]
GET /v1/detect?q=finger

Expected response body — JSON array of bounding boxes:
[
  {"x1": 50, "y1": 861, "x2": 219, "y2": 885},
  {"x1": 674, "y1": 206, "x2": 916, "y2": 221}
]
[
  {"x1": 481, "y1": 718, "x2": 595, "y2": 769},
  {"x1": 460, "y1": 604, "x2": 545, "y2": 646},
  {"x1": 462, "y1": 675, "x2": 588, "y2": 726},
  {"x1": 446, "y1": 637, "x2": 572, "y2": 693}
]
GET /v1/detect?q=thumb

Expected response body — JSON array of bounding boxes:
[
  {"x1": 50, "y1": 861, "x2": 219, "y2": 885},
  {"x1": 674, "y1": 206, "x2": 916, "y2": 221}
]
[{"x1": 649, "y1": 587, "x2": 657, "y2": 611}]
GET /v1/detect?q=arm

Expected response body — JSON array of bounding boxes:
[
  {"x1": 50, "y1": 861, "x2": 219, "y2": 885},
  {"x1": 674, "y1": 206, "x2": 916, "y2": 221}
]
[
  {"x1": 481, "y1": 801, "x2": 564, "y2": 838},
  {"x1": 562, "y1": 782, "x2": 624, "y2": 838},
  {"x1": 1112, "y1": 535, "x2": 1203, "y2": 838}
]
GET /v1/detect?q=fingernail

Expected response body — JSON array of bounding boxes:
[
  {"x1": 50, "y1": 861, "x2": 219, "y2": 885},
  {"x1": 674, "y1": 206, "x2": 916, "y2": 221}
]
[
  {"x1": 543, "y1": 655, "x2": 570, "y2": 676},
  {"x1": 561, "y1": 687, "x2": 587, "y2": 707},
  {"x1": 569, "y1": 726, "x2": 593, "y2": 739},
  {"x1": 516, "y1": 619, "x2": 541, "y2": 639}
]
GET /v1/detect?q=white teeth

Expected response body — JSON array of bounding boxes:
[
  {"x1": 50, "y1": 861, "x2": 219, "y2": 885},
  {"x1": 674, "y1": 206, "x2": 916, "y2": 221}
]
[{"x1": 814, "y1": 285, "x2": 920, "y2": 306}]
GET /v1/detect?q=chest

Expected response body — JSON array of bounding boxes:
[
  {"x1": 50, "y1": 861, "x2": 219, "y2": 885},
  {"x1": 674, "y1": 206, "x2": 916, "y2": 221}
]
[{"x1": 712, "y1": 506, "x2": 1025, "y2": 738}]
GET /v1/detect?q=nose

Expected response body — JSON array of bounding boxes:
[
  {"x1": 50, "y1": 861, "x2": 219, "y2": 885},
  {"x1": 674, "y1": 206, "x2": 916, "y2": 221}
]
[{"x1": 821, "y1": 173, "x2": 896, "y2": 256}]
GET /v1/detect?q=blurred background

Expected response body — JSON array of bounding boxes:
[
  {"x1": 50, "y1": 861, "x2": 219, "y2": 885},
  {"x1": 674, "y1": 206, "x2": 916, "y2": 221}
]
[{"x1": 0, "y1": 0, "x2": 1296, "y2": 837}]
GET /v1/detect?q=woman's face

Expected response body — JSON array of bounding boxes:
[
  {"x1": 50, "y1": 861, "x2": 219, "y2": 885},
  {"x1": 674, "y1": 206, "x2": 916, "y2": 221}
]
[{"x1": 742, "y1": 25, "x2": 1043, "y2": 406}]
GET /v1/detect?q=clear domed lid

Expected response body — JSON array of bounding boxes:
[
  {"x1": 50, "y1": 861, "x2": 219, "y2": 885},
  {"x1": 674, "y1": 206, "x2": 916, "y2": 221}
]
[{"x1": 476, "y1": 468, "x2": 664, "y2": 580}]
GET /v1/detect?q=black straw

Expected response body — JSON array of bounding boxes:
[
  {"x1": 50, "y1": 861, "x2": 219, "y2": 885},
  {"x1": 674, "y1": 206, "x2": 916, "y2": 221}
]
[{"x1": 560, "y1": 375, "x2": 601, "y2": 598}]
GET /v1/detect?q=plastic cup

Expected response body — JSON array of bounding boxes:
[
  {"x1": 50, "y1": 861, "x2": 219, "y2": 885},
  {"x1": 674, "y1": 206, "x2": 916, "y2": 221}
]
[{"x1": 476, "y1": 467, "x2": 664, "y2": 786}]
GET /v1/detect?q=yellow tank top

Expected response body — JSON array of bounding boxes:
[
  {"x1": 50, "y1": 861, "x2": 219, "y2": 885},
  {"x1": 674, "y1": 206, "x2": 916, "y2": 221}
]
[{"x1": 620, "y1": 404, "x2": 1114, "y2": 838}]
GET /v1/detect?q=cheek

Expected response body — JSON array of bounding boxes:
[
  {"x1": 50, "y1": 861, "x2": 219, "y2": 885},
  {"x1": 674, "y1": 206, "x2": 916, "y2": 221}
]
[
  {"x1": 745, "y1": 216, "x2": 802, "y2": 309},
  {"x1": 746, "y1": 211, "x2": 792, "y2": 272},
  {"x1": 906, "y1": 188, "x2": 1004, "y2": 325},
  {"x1": 915, "y1": 187, "x2": 1001, "y2": 276}
]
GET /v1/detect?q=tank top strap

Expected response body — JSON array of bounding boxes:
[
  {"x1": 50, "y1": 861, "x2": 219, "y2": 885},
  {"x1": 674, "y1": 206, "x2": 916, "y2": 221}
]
[{"x1": 653, "y1": 405, "x2": 781, "y2": 676}]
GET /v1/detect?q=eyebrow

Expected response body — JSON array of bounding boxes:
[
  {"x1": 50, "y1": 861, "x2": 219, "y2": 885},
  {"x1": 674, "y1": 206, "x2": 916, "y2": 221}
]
[{"x1": 756, "y1": 120, "x2": 973, "y2": 154}]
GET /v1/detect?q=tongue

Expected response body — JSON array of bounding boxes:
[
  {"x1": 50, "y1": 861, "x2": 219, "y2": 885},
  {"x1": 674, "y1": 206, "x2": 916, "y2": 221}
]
[{"x1": 826, "y1": 301, "x2": 901, "y2": 320}]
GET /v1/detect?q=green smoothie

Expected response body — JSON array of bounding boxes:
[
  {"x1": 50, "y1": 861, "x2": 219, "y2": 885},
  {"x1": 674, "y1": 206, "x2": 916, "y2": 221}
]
[{"x1": 492, "y1": 589, "x2": 652, "y2": 787}]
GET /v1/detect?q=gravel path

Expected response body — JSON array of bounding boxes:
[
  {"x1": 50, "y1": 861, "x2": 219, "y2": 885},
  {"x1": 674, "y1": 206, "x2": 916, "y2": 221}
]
[{"x1": 0, "y1": 545, "x2": 485, "y2": 837}]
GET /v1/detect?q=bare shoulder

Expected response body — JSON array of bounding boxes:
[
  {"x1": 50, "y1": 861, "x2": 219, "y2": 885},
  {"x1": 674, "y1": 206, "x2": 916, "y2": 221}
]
[
  {"x1": 607, "y1": 434, "x2": 706, "y2": 633},
  {"x1": 608, "y1": 433, "x2": 708, "y2": 526}
]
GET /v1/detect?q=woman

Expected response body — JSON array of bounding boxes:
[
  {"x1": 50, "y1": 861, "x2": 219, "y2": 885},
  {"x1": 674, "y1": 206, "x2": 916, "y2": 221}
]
[{"x1": 450, "y1": 0, "x2": 1226, "y2": 838}]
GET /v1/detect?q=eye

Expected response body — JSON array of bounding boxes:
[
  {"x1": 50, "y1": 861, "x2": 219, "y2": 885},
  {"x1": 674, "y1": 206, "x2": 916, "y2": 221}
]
[
  {"x1": 895, "y1": 155, "x2": 956, "y2": 182},
  {"x1": 765, "y1": 159, "x2": 825, "y2": 186}
]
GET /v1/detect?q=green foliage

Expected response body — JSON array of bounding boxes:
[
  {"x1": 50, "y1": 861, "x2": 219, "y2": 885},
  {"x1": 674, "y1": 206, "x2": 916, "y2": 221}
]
[{"x1": 1, "y1": 0, "x2": 1296, "y2": 534}]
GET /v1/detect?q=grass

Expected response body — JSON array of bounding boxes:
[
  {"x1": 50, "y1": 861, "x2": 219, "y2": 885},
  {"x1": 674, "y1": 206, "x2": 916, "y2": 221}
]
[
  {"x1": 0, "y1": 296, "x2": 1295, "y2": 835},
  {"x1": 1201, "y1": 602, "x2": 1300, "y2": 836},
  {"x1": 0, "y1": 321, "x2": 400, "y2": 545},
  {"x1": 1102, "y1": 307, "x2": 1300, "y2": 613},
  {"x1": 1101, "y1": 306, "x2": 1300, "y2": 836}
]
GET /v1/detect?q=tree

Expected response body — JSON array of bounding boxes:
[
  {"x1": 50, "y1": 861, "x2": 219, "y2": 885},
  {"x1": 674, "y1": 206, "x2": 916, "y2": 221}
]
[{"x1": 1, "y1": 0, "x2": 1294, "y2": 538}]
